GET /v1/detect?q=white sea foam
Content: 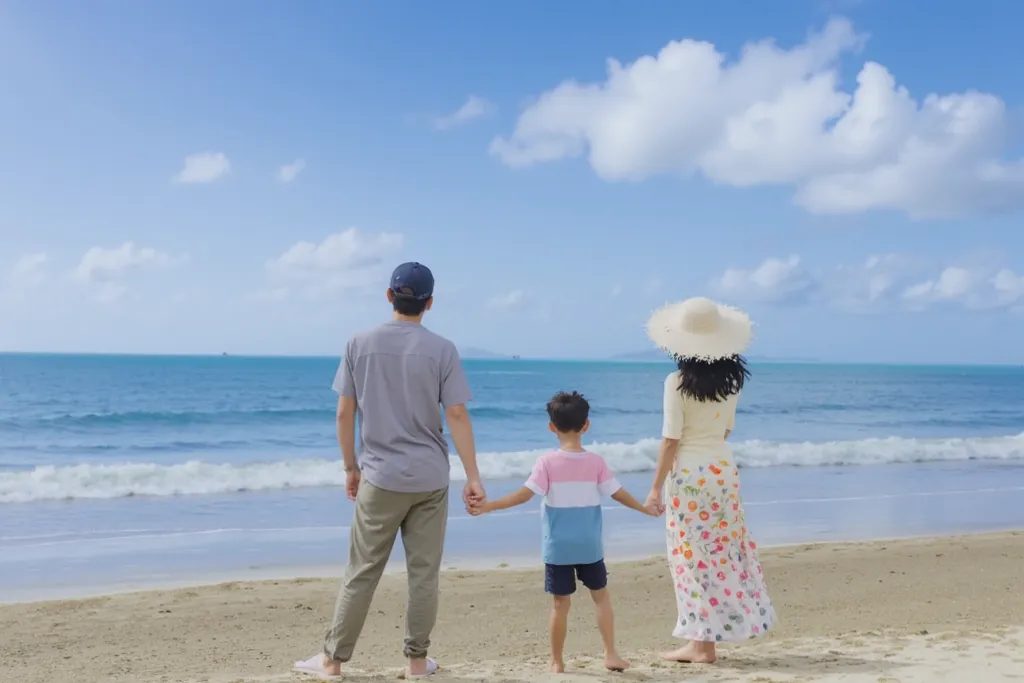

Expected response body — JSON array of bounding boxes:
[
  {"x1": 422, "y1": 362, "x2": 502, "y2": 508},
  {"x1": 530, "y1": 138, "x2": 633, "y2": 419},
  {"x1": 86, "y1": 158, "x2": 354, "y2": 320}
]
[{"x1": 2, "y1": 433, "x2": 1022, "y2": 504}]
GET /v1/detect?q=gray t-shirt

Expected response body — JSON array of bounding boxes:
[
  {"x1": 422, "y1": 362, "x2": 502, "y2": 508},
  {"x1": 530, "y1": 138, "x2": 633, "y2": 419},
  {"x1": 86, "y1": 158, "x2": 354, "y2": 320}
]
[{"x1": 332, "y1": 321, "x2": 472, "y2": 493}]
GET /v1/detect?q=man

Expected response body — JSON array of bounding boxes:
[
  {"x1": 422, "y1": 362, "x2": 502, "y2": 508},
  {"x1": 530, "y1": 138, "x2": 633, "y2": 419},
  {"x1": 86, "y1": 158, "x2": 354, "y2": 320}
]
[{"x1": 293, "y1": 262, "x2": 486, "y2": 680}]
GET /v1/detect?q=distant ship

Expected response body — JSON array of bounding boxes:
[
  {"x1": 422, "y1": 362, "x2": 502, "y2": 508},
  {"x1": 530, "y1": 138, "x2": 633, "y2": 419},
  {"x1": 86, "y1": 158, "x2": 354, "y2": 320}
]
[{"x1": 512, "y1": 355, "x2": 521, "y2": 360}]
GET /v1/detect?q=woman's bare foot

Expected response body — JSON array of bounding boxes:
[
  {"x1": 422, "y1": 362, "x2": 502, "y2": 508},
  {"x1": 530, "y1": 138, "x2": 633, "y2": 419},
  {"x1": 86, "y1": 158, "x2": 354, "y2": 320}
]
[
  {"x1": 660, "y1": 642, "x2": 716, "y2": 664},
  {"x1": 604, "y1": 654, "x2": 631, "y2": 672},
  {"x1": 550, "y1": 659, "x2": 566, "y2": 673}
]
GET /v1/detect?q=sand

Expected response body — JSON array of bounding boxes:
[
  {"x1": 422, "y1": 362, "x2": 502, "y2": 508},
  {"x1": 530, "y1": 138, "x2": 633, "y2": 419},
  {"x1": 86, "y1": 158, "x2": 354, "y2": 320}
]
[{"x1": 2, "y1": 531, "x2": 1023, "y2": 682}]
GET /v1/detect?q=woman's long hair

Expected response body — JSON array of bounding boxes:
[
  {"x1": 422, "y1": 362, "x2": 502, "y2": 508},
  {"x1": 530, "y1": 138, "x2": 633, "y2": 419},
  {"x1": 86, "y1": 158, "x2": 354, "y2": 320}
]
[{"x1": 676, "y1": 355, "x2": 749, "y2": 402}]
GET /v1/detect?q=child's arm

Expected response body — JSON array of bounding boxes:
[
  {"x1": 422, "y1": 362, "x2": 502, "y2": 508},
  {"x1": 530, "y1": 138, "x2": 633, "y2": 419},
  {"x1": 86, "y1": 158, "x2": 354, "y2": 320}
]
[
  {"x1": 475, "y1": 487, "x2": 535, "y2": 514},
  {"x1": 611, "y1": 487, "x2": 658, "y2": 516}
]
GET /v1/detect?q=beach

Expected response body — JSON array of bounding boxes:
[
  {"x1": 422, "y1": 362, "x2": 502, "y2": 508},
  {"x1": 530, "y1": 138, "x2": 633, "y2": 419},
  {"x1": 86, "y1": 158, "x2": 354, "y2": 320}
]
[{"x1": 3, "y1": 531, "x2": 1022, "y2": 682}]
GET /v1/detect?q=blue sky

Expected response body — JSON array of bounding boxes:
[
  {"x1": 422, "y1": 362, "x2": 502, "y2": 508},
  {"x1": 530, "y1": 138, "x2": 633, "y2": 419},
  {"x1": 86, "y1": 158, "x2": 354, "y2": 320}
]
[{"x1": 2, "y1": 0, "x2": 1023, "y2": 363}]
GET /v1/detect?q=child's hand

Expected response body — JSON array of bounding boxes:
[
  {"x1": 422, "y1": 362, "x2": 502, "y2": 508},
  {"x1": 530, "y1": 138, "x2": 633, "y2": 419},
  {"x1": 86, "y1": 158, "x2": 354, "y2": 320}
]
[
  {"x1": 467, "y1": 499, "x2": 490, "y2": 516},
  {"x1": 643, "y1": 501, "x2": 663, "y2": 517}
]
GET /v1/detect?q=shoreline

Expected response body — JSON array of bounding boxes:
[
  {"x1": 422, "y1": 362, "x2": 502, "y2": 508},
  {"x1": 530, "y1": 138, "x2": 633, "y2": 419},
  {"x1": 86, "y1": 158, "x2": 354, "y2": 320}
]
[
  {"x1": 5, "y1": 526, "x2": 1023, "y2": 607},
  {"x1": 3, "y1": 530, "x2": 1022, "y2": 682}
]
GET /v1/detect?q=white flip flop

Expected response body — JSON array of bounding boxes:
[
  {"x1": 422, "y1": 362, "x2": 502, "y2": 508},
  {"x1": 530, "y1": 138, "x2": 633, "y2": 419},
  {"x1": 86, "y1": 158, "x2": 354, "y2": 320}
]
[
  {"x1": 292, "y1": 654, "x2": 343, "y2": 680},
  {"x1": 408, "y1": 658, "x2": 438, "y2": 678}
]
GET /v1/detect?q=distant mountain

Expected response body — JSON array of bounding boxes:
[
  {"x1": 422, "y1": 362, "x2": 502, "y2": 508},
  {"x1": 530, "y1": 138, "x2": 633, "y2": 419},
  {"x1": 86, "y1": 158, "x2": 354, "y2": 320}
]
[{"x1": 460, "y1": 347, "x2": 510, "y2": 359}]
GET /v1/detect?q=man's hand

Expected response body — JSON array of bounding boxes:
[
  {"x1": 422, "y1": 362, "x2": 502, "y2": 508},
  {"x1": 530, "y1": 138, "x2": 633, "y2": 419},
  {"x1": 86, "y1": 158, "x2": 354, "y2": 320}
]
[
  {"x1": 462, "y1": 478, "x2": 486, "y2": 512},
  {"x1": 644, "y1": 489, "x2": 665, "y2": 517},
  {"x1": 346, "y1": 469, "x2": 361, "y2": 501}
]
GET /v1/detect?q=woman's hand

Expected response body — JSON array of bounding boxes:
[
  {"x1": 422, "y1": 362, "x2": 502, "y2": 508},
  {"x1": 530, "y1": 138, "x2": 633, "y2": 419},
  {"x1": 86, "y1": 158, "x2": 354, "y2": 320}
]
[{"x1": 645, "y1": 489, "x2": 665, "y2": 517}]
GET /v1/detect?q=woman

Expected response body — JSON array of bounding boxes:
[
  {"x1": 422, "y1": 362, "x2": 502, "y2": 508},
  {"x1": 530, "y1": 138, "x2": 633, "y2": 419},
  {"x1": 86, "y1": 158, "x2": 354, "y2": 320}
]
[{"x1": 644, "y1": 297, "x2": 775, "y2": 664}]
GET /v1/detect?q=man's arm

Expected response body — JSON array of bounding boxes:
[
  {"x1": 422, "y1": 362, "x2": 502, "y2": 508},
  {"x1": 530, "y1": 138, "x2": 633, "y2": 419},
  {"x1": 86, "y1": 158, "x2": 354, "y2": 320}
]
[
  {"x1": 445, "y1": 404, "x2": 482, "y2": 484},
  {"x1": 337, "y1": 396, "x2": 358, "y2": 472}
]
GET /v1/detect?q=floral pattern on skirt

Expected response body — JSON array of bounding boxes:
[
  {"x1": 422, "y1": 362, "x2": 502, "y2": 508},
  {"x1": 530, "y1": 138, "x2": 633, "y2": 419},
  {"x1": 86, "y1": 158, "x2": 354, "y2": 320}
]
[{"x1": 665, "y1": 458, "x2": 776, "y2": 642}]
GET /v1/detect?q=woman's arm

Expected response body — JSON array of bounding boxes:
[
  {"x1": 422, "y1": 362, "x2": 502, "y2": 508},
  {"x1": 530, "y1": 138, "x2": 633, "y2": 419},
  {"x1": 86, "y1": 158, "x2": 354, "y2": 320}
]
[
  {"x1": 651, "y1": 437, "x2": 679, "y2": 493},
  {"x1": 648, "y1": 373, "x2": 684, "y2": 512}
]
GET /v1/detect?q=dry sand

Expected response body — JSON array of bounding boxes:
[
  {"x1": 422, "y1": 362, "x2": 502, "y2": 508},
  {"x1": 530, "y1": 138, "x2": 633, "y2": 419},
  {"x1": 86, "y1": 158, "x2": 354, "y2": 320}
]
[{"x1": 2, "y1": 531, "x2": 1023, "y2": 682}]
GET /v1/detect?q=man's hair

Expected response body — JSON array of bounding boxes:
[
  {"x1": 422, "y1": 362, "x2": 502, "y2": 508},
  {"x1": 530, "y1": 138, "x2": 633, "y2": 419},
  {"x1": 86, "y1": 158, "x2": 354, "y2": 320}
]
[
  {"x1": 546, "y1": 391, "x2": 590, "y2": 433},
  {"x1": 391, "y1": 287, "x2": 429, "y2": 316}
]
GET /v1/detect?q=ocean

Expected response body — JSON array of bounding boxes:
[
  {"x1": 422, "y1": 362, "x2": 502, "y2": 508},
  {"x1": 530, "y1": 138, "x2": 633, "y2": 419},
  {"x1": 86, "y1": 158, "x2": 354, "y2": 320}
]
[{"x1": 2, "y1": 353, "x2": 1023, "y2": 602}]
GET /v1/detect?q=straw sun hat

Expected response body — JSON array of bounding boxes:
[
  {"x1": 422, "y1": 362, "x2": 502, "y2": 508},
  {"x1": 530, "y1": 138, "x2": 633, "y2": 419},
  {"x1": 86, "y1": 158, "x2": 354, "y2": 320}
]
[{"x1": 646, "y1": 297, "x2": 753, "y2": 361}]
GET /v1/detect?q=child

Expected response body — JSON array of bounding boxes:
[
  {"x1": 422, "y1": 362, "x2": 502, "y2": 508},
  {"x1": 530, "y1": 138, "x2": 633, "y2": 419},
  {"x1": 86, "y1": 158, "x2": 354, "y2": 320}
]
[{"x1": 470, "y1": 391, "x2": 656, "y2": 673}]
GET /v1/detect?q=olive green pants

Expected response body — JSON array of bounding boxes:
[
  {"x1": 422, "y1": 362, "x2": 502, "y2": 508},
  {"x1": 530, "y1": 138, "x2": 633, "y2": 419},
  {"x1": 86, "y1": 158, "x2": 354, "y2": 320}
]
[{"x1": 323, "y1": 481, "x2": 448, "y2": 662}]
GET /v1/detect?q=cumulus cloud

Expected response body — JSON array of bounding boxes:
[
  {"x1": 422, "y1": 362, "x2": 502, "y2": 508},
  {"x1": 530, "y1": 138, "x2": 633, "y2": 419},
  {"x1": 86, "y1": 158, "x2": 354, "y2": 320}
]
[
  {"x1": 712, "y1": 252, "x2": 1023, "y2": 312},
  {"x1": 434, "y1": 95, "x2": 496, "y2": 130},
  {"x1": 277, "y1": 159, "x2": 306, "y2": 183},
  {"x1": 71, "y1": 243, "x2": 186, "y2": 304},
  {"x1": 491, "y1": 18, "x2": 1024, "y2": 220},
  {"x1": 712, "y1": 255, "x2": 819, "y2": 304},
  {"x1": 74, "y1": 242, "x2": 185, "y2": 284},
  {"x1": 903, "y1": 265, "x2": 1024, "y2": 310},
  {"x1": 265, "y1": 228, "x2": 404, "y2": 299},
  {"x1": 174, "y1": 152, "x2": 230, "y2": 184},
  {"x1": 829, "y1": 253, "x2": 919, "y2": 310}
]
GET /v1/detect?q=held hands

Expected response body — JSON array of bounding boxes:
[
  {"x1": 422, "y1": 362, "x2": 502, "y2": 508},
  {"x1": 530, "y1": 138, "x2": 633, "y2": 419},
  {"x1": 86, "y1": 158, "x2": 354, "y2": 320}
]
[
  {"x1": 644, "y1": 489, "x2": 666, "y2": 517},
  {"x1": 463, "y1": 478, "x2": 488, "y2": 516}
]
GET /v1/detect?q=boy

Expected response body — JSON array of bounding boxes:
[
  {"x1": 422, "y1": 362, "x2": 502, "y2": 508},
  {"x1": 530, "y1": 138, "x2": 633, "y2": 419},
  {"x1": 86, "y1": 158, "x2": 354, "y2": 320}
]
[{"x1": 469, "y1": 391, "x2": 656, "y2": 673}]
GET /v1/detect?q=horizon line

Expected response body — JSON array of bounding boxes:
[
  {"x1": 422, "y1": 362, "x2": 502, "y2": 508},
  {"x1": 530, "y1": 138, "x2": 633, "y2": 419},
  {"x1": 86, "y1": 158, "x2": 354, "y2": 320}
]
[{"x1": 0, "y1": 350, "x2": 1021, "y2": 368}]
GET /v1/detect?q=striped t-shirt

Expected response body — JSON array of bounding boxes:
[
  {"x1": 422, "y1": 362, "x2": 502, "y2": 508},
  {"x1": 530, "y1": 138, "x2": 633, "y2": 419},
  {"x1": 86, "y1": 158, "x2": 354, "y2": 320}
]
[{"x1": 524, "y1": 449, "x2": 622, "y2": 566}]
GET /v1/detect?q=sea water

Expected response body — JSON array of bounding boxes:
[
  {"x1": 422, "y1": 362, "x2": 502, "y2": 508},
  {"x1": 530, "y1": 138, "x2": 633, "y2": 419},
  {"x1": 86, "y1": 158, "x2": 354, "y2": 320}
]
[{"x1": 1, "y1": 354, "x2": 1023, "y2": 602}]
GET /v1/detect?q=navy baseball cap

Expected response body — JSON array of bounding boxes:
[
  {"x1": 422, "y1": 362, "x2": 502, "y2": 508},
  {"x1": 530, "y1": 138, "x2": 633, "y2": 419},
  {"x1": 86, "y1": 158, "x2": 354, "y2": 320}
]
[{"x1": 390, "y1": 262, "x2": 434, "y2": 300}]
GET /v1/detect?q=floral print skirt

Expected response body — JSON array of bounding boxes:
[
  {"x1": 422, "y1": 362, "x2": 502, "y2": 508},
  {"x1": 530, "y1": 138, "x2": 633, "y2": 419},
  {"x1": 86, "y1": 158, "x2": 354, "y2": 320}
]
[{"x1": 665, "y1": 457, "x2": 776, "y2": 642}]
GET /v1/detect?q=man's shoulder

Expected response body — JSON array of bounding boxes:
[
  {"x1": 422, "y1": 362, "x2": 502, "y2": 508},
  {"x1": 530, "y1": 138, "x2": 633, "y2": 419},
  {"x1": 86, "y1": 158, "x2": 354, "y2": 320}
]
[{"x1": 347, "y1": 323, "x2": 458, "y2": 358}]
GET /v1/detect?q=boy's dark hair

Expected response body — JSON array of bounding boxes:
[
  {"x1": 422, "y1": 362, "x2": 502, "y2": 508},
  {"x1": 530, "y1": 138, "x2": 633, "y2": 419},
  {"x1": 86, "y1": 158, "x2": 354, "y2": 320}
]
[
  {"x1": 547, "y1": 391, "x2": 590, "y2": 433},
  {"x1": 391, "y1": 287, "x2": 429, "y2": 316}
]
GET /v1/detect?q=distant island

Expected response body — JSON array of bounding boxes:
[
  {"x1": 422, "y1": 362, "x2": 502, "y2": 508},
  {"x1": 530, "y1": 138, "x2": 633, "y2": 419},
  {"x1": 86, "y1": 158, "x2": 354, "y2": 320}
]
[{"x1": 459, "y1": 347, "x2": 512, "y2": 359}]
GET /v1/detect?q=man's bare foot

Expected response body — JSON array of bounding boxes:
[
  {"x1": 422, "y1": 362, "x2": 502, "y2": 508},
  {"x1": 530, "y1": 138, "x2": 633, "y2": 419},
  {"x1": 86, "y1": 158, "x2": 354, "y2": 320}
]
[
  {"x1": 604, "y1": 654, "x2": 631, "y2": 672},
  {"x1": 660, "y1": 643, "x2": 716, "y2": 664},
  {"x1": 550, "y1": 660, "x2": 565, "y2": 673}
]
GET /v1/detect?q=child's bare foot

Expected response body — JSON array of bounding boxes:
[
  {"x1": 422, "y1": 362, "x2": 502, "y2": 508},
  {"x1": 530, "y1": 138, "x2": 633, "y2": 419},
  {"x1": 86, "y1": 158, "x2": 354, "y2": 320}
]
[
  {"x1": 550, "y1": 660, "x2": 565, "y2": 673},
  {"x1": 660, "y1": 642, "x2": 716, "y2": 664},
  {"x1": 604, "y1": 654, "x2": 631, "y2": 672}
]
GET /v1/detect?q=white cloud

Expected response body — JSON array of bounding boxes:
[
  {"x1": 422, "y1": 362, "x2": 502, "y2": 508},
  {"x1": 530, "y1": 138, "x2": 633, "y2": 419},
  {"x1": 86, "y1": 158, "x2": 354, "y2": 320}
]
[
  {"x1": 829, "y1": 253, "x2": 918, "y2": 310},
  {"x1": 5, "y1": 252, "x2": 49, "y2": 291},
  {"x1": 434, "y1": 95, "x2": 496, "y2": 130},
  {"x1": 712, "y1": 255, "x2": 819, "y2": 304},
  {"x1": 903, "y1": 265, "x2": 1024, "y2": 310},
  {"x1": 74, "y1": 242, "x2": 185, "y2": 284},
  {"x1": 69, "y1": 243, "x2": 185, "y2": 304},
  {"x1": 265, "y1": 228, "x2": 404, "y2": 300},
  {"x1": 491, "y1": 18, "x2": 1024, "y2": 220},
  {"x1": 174, "y1": 152, "x2": 231, "y2": 184},
  {"x1": 277, "y1": 159, "x2": 306, "y2": 184},
  {"x1": 487, "y1": 289, "x2": 529, "y2": 309}
]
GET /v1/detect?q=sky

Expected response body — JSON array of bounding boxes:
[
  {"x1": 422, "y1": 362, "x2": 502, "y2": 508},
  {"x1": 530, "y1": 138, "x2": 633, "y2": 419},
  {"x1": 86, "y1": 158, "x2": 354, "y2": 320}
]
[{"x1": 2, "y1": 0, "x2": 1023, "y2": 363}]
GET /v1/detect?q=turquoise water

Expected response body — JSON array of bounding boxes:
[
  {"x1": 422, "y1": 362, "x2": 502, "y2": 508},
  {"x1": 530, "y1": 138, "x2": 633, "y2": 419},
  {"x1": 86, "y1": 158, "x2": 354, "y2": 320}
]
[{"x1": 1, "y1": 354, "x2": 1023, "y2": 601}]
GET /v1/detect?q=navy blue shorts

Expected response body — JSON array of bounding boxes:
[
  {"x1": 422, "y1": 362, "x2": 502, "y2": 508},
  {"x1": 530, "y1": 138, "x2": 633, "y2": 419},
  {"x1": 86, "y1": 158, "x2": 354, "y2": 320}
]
[{"x1": 544, "y1": 560, "x2": 608, "y2": 596}]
